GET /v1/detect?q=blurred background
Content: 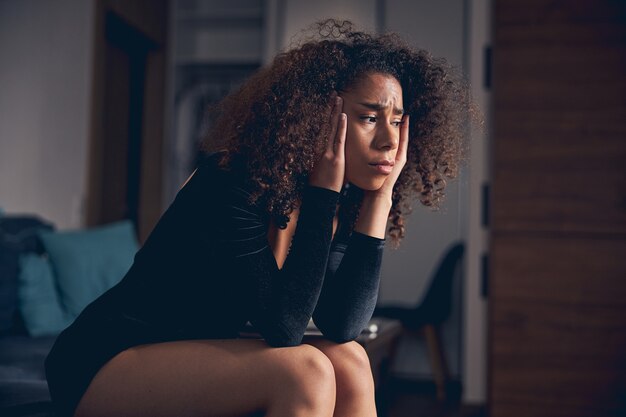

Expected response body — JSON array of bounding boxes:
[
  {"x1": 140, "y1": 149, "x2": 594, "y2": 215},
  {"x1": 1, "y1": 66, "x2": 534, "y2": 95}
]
[{"x1": 0, "y1": 1, "x2": 625, "y2": 417}]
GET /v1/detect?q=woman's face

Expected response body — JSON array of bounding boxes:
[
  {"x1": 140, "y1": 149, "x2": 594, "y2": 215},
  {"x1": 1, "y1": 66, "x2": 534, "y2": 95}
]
[{"x1": 341, "y1": 72, "x2": 404, "y2": 191}]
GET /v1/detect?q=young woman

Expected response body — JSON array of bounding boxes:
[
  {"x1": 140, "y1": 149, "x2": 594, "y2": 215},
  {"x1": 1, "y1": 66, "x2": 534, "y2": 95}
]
[{"x1": 45, "y1": 20, "x2": 470, "y2": 417}]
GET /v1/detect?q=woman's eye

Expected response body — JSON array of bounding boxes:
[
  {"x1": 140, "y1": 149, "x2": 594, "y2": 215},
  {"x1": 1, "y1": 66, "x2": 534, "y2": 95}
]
[
  {"x1": 360, "y1": 116, "x2": 377, "y2": 123},
  {"x1": 392, "y1": 120, "x2": 403, "y2": 127}
]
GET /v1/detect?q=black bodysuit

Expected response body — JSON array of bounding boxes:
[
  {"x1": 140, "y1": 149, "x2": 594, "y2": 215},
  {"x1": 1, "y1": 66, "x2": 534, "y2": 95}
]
[{"x1": 45, "y1": 151, "x2": 385, "y2": 416}]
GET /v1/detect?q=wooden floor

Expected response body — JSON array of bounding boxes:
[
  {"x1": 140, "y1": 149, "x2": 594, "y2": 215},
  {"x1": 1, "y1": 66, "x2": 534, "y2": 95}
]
[{"x1": 379, "y1": 378, "x2": 487, "y2": 417}]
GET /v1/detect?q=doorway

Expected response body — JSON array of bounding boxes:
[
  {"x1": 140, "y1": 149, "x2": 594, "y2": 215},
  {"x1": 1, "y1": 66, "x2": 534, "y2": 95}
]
[{"x1": 86, "y1": 0, "x2": 168, "y2": 242}]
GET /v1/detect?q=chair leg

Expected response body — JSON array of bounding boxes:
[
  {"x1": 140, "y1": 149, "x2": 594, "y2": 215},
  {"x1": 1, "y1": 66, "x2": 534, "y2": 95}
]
[{"x1": 423, "y1": 324, "x2": 448, "y2": 401}]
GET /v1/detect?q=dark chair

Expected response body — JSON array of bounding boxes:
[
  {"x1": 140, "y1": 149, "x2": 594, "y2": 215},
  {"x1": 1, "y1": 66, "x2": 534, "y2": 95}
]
[{"x1": 374, "y1": 242, "x2": 465, "y2": 401}]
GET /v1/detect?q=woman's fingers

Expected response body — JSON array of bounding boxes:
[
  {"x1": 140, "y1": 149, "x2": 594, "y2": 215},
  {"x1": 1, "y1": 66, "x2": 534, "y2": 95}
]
[
  {"x1": 334, "y1": 113, "x2": 347, "y2": 157},
  {"x1": 397, "y1": 114, "x2": 410, "y2": 163},
  {"x1": 308, "y1": 93, "x2": 346, "y2": 192},
  {"x1": 326, "y1": 95, "x2": 342, "y2": 153}
]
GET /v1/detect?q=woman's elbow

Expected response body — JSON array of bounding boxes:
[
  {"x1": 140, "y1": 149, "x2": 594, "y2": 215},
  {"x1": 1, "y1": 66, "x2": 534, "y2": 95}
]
[
  {"x1": 258, "y1": 321, "x2": 305, "y2": 347},
  {"x1": 264, "y1": 333, "x2": 303, "y2": 347},
  {"x1": 314, "y1": 319, "x2": 363, "y2": 344}
]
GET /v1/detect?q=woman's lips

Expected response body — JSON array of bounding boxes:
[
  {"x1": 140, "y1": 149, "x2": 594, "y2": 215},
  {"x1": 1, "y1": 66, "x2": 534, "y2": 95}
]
[{"x1": 369, "y1": 164, "x2": 393, "y2": 174}]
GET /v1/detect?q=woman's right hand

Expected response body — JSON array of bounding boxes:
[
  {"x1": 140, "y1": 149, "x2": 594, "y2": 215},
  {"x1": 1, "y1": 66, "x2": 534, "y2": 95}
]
[{"x1": 308, "y1": 94, "x2": 347, "y2": 193}]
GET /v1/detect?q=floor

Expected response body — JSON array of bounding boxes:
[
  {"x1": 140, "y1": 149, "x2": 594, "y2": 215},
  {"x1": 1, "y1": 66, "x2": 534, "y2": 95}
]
[{"x1": 379, "y1": 378, "x2": 487, "y2": 417}]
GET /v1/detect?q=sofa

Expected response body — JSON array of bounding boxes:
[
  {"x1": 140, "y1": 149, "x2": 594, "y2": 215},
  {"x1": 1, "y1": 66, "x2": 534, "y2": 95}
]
[
  {"x1": 0, "y1": 214, "x2": 138, "y2": 417},
  {"x1": 0, "y1": 334, "x2": 56, "y2": 416}
]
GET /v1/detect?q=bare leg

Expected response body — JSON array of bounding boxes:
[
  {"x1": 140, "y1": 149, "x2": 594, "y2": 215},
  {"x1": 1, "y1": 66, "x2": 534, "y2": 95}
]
[
  {"x1": 303, "y1": 338, "x2": 377, "y2": 417},
  {"x1": 74, "y1": 339, "x2": 336, "y2": 417}
]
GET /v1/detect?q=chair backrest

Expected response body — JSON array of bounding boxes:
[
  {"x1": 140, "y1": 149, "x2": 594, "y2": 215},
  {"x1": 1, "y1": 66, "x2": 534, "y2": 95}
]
[{"x1": 418, "y1": 242, "x2": 465, "y2": 325}]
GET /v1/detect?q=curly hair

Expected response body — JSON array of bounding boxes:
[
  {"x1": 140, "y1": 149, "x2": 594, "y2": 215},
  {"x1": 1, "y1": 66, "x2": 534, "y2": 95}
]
[{"x1": 201, "y1": 19, "x2": 473, "y2": 248}]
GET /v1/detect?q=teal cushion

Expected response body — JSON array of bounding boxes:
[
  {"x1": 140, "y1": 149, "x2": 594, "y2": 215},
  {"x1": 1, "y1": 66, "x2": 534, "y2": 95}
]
[
  {"x1": 38, "y1": 221, "x2": 139, "y2": 316},
  {"x1": 17, "y1": 254, "x2": 72, "y2": 336}
]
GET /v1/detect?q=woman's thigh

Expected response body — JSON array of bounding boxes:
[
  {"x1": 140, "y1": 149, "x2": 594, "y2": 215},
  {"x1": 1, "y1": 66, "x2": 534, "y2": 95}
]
[{"x1": 74, "y1": 338, "x2": 333, "y2": 417}]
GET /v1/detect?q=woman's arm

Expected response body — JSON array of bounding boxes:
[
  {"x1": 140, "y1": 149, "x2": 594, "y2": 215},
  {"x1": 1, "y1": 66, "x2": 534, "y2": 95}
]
[
  {"x1": 312, "y1": 115, "x2": 409, "y2": 342},
  {"x1": 312, "y1": 235, "x2": 385, "y2": 343},
  {"x1": 353, "y1": 195, "x2": 393, "y2": 238},
  {"x1": 221, "y1": 97, "x2": 347, "y2": 347},
  {"x1": 264, "y1": 192, "x2": 391, "y2": 343},
  {"x1": 220, "y1": 183, "x2": 339, "y2": 348},
  {"x1": 311, "y1": 199, "x2": 388, "y2": 343}
]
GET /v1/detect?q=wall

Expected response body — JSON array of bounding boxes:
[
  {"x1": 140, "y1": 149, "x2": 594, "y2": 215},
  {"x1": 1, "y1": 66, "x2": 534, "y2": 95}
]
[
  {"x1": 0, "y1": 0, "x2": 94, "y2": 229},
  {"x1": 280, "y1": 0, "x2": 378, "y2": 48},
  {"x1": 164, "y1": 0, "x2": 266, "y2": 205}
]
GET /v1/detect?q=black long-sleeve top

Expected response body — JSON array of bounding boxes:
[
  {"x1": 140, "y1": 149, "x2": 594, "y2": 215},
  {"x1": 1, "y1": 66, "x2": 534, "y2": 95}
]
[
  {"x1": 97, "y1": 151, "x2": 385, "y2": 347},
  {"x1": 44, "y1": 151, "x2": 386, "y2": 417}
]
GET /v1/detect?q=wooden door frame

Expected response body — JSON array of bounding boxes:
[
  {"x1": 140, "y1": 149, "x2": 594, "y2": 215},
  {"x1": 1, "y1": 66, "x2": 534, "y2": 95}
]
[{"x1": 86, "y1": 0, "x2": 168, "y2": 243}]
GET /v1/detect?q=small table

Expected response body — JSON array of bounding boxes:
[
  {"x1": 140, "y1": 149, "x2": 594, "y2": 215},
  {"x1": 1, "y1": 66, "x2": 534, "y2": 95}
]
[{"x1": 355, "y1": 318, "x2": 402, "y2": 390}]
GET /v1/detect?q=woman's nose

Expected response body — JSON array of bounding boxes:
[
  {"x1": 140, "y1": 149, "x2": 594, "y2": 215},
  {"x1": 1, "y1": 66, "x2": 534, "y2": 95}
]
[{"x1": 375, "y1": 123, "x2": 399, "y2": 150}]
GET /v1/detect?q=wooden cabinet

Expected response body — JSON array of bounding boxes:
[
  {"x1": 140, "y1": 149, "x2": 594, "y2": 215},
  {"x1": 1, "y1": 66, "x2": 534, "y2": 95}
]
[{"x1": 490, "y1": 1, "x2": 626, "y2": 416}]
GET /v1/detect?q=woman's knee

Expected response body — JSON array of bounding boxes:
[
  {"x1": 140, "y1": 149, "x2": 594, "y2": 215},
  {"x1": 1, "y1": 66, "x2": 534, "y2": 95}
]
[
  {"x1": 300, "y1": 343, "x2": 336, "y2": 377},
  {"x1": 335, "y1": 341, "x2": 372, "y2": 371},
  {"x1": 316, "y1": 341, "x2": 375, "y2": 398},
  {"x1": 267, "y1": 344, "x2": 336, "y2": 412},
  {"x1": 280, "y1": 344, "x2": 335, "y2": 387}
]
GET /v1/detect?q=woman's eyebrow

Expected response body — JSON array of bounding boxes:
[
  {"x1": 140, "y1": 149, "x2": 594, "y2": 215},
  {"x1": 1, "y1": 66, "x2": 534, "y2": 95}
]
[{"x1": 358, "y1": 101, "x2": 404, "y2": 115}]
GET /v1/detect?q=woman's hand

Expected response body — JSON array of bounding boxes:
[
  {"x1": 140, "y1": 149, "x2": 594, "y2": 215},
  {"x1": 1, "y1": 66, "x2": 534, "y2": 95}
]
[
  {"x1": 365, "y1": 115, "x2": 410, "y2": 202},
  {"x1": 353, "y1": 115, "x2": 409, "y2": 239},
  {"x1": 308, "y1": 94, "x2": 347, "y2": 193}
]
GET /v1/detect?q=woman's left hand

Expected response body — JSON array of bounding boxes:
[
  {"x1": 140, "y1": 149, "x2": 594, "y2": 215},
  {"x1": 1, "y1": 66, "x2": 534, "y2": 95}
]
[
  {"x1": 364, "y1": 115, "x2": 409, "y2": 202},
  {"x1": 352, "y1": 115, "x2": 409, "y2": 238}
]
